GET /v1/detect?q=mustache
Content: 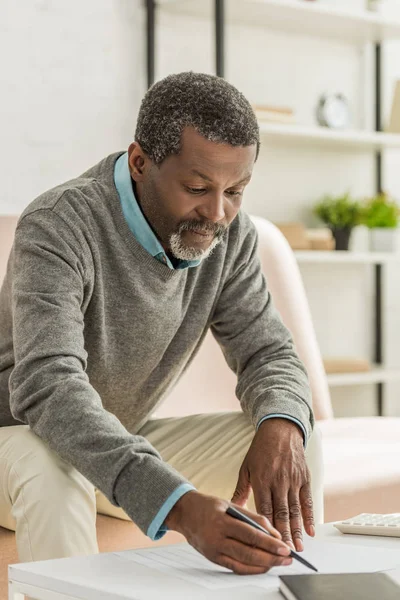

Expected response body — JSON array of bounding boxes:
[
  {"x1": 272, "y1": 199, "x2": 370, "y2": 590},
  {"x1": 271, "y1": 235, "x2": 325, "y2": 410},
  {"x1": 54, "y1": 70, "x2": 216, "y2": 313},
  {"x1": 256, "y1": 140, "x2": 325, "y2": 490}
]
[{"x1": 177, "y1": 219, "x2": 227, "y2": 238}]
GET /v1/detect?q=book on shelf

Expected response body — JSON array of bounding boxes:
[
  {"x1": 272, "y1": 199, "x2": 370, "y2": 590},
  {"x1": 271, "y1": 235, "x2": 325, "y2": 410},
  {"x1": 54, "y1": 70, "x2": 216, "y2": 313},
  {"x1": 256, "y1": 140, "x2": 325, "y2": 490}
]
[
  {"x1": 253, "y1": 104, "x2": 296, "y2": 124},
  {"x1": 323, "y1": 357, "x2": 371, "y2": 374},
  {"x1": 275, "y1": 223, "x2": 311, "y2": 250},
  {"x1": 386, "y1": 80, "x2": 400, "y2": 134},
  {"x1": 306, "y1": 228, "x2": 335, "y2": 251},
  {"x1": 275, "y1": 223, "x2": 335, "y2": 251}
]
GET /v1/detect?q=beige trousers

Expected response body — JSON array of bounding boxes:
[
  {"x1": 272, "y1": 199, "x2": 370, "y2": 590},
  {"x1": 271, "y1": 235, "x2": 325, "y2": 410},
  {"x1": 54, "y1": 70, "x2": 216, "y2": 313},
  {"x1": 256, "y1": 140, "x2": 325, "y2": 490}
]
[{"x1": 0, "y1": 412, "x2": 323, "y2": 563}]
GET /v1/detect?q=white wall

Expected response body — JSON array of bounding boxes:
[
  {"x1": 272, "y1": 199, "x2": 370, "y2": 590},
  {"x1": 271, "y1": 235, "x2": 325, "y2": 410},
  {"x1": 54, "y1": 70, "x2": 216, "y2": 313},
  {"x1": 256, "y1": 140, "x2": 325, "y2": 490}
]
[
  {"x1": 2, "y1": 0, "x2": 400, "y2": 417},
  {"x1": 1, "y1": 0, "x2": 145, "y2": 215}
]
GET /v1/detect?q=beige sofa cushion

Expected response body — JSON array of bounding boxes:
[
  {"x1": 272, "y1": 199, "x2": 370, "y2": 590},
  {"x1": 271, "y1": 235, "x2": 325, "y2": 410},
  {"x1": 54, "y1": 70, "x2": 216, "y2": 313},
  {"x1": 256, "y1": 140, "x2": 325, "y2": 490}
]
[{"x1": 321, "y1": 417, "x2": 400, "y2": 521}]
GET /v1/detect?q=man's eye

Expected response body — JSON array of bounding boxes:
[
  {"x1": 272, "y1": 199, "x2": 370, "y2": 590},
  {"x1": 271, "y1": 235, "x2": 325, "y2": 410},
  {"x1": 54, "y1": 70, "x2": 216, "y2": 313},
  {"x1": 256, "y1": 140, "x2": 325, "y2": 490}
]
[
  {"x1": 187, "y1": 187, "x2": 206, "y2": 194},
  {"x1": 226, "y1": 190, "x2": 243, "y2": 197}
]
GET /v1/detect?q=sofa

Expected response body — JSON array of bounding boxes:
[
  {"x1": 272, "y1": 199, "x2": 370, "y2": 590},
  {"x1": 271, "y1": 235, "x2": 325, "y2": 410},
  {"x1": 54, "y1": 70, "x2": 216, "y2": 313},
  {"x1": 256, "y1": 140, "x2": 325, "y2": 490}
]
[{"x1": 1, "y1": 213, "x2": 400, "y2": 598}]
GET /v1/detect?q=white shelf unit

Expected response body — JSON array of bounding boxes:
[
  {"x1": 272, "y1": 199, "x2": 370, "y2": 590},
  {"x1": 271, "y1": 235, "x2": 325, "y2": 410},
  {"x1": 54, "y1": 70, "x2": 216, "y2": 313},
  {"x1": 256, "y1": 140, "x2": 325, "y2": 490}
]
[
  {"x1": 159, "y1": 0, "x2": 400, "y2": 43},
  {"x1": 153, "y1": 0, "x2": 400, "y2": 412},
  {"x1": 161, "y1": 0, "x2": 400, "y2": 148},
  {"x1": 327, "y1": 366, "x2": 400, "y2": 387},
  {"x1": 258, "y1": 123, "x2": 400, "y2": 151},
  {"x1": 295, "y1": 253, "x2": 400, "y2": 389},
  {"x1": 294, "y1": 251, "x2": 400, "y2": 265}
]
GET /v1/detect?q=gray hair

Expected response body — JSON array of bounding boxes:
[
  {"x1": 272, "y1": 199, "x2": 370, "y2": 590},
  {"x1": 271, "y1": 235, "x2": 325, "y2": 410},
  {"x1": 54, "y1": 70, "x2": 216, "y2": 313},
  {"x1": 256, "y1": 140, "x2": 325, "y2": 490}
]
[{"x1": 135, "y1": 71, "x2": 260, "y2": 164}]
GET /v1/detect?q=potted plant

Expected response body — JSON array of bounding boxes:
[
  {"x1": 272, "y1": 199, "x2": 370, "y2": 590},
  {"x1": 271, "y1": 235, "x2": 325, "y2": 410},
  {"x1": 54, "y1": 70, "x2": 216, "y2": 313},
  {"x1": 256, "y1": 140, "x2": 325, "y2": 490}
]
[
  {"x1": 367, "y1": 0, "x2": 386, "y2": 12},
  {"x1": 362, "y1": 192, "x2": 400, "y2": 252},
  {"x1": 313, "y1": 192, "x2": 363, "y2": 251}
]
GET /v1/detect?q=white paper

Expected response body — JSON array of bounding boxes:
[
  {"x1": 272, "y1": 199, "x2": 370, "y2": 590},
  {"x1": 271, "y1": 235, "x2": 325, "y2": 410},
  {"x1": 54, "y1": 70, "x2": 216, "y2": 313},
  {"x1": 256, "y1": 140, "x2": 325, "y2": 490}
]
[
  {"x1": 115, "y1": 537, "x2": 400, "y2": 591},
  {"x1": 116, "y1": 544, "x2": 279, "y2": 590}
]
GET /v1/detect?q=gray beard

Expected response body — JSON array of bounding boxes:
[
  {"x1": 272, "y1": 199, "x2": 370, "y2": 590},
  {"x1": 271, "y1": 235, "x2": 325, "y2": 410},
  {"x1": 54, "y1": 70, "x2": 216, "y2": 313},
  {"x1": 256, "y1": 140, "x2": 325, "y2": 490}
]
[{"x1": 169, "y1": 230, "x2": 223, "y2": 261}]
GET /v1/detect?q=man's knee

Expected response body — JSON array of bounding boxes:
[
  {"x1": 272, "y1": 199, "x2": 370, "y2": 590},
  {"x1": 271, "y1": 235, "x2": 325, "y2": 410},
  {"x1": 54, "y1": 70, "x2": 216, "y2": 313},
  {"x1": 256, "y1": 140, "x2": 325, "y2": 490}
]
[
  {"x1": 164, "y1": 412, "x2": 254, "y2": 501},
  {"x1": 0, "y1": 425, "x2": 95, "y2": 531}
]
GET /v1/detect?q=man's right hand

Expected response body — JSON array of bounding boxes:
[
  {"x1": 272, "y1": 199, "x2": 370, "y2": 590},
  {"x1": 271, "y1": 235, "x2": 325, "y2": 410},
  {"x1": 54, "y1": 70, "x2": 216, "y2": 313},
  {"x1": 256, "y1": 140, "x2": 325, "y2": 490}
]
[{"x1": 165, "y1": 490, "x2": 293, "y2": 575}]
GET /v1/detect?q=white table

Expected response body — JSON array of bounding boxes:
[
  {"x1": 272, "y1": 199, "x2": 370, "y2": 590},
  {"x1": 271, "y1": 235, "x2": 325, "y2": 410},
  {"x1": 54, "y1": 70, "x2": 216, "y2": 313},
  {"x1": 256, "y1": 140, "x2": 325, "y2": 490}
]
[{"x1": 8, "y1": 524, "x2": 400, "y2": 600}]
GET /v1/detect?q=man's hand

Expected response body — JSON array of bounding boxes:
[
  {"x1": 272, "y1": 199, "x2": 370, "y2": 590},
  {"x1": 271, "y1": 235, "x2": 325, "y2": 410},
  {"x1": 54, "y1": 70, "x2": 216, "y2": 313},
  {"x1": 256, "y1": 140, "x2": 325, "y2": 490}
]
[
  {"x1": 165, "y1": 491, "x2": 293, "y2": 575},
  {"x1": 231, "y1": 418, "x2": 314, "y2": 552}
]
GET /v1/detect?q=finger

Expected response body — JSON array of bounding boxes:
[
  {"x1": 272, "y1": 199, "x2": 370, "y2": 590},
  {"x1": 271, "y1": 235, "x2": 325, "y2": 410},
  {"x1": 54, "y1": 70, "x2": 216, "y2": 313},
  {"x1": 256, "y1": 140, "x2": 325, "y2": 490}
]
[
  {"x1": 217, "y1": 552, "x2": 292, "y2": 576},
  {"x1": 272, "y1": 491, "x2": 294, "y2": 550},
  {"x1": 231, "y1": 467, "x2": 251, "y2": 508},
  {"x1": 288, "y1": 488, "x2": 303, "y2": 552},
  {"x1": 220, "y1": 538, "x2": 293, "y2": 571},
  {"x1": 300, "y1": 480, "x2": 315, "y2": 537},
  {"x1": 230, "y1": 502, "x2": 282, "y2": 539},
  {"x1": 253, "y1": 485, "x2": 275, "y2": 528},
  {"x1": 225, "y1": 518, "x2": 290, "y2": 557}
]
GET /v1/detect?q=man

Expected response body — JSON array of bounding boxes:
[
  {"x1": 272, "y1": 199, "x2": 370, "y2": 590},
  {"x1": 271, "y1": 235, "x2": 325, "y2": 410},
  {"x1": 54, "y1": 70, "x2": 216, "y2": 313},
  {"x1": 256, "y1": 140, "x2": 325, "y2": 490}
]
[{"x1": 0, "y1": 72, "x2": 316, "y2": 575}]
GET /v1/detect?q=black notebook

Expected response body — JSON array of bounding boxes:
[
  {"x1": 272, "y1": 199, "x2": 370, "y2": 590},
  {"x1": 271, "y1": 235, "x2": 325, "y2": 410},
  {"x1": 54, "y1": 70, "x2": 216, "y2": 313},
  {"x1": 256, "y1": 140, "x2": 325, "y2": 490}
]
[{"x1": 279, "y1": 573, "x2": 400, "y2": 600}]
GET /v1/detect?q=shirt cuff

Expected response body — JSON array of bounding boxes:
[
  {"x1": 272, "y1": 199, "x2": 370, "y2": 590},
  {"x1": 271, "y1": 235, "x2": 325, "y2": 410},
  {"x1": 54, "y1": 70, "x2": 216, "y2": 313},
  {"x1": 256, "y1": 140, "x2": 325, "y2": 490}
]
[
  {"x1": 146, "y1": 483, "x2": 196, "y2": 541},
  {"x1": 257, "y1": 414, "x2": 307, "y2": 447}
]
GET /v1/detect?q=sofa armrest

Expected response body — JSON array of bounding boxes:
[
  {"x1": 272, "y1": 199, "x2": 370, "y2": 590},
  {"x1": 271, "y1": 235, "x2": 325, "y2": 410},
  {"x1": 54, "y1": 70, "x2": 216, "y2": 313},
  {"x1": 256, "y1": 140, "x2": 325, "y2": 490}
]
[
  {"x1": 250, "y1": 215, "x2": 333, "y2": 422},
  {"x1": 305, "y1": 422, "x2": 324, "y2": 524}
]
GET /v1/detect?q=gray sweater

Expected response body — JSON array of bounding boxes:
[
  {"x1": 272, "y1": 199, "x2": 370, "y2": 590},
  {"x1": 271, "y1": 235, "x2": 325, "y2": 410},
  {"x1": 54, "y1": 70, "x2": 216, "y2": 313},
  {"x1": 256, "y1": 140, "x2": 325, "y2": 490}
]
[{"x1": 0, "y1": 152, "x2": 313, "y2": 535}]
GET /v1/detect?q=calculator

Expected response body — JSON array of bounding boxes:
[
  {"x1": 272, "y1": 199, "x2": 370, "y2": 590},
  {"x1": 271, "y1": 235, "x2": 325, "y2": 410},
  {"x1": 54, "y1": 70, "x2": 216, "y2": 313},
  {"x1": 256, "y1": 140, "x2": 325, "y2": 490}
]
[{"x1": 334, "y1": 513, "x2": 400, "y2": 537}]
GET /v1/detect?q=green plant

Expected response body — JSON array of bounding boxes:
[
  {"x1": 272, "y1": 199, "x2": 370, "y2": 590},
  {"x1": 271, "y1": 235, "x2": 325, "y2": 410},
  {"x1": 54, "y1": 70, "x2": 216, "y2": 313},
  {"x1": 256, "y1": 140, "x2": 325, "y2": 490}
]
[
  {"x1": 313, "y1": 193, "x2": 363, "y2": 229},
  {"x1": 362, "y1": 192, "x2": 399, "y2": 229}
]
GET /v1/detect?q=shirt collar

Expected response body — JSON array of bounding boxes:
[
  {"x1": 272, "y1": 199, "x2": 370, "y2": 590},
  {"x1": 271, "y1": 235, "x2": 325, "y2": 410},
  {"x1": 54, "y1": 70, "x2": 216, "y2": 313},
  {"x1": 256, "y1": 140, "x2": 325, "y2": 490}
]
[{"x1": 114, "y1": 152, "x2": 201, "y2": 270}]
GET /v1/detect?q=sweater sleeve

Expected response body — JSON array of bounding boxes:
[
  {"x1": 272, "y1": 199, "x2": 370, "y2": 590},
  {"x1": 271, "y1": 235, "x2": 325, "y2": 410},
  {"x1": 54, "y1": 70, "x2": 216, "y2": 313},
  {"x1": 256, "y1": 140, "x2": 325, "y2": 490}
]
[
  {"x1": 210, "y1": 212, "x2": 314, "y2": 442},
  {"x1": 9, "y1": 207, "x2": 190, "y2": 536}
]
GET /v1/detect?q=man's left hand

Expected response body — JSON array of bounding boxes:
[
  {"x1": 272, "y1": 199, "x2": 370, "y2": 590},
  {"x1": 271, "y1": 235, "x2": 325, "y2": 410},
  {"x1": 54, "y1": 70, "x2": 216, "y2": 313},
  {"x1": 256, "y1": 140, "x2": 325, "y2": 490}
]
[{"x1": 231, "y1": 418, "x2": 314, "y2": 552}]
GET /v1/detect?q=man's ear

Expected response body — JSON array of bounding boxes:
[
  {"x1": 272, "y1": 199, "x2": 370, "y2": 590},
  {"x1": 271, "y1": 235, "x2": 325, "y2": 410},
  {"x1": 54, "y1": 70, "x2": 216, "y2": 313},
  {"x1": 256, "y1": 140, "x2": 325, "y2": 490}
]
[{"x1": 127, "y1": 142, "x2": 149, "y2": 182}]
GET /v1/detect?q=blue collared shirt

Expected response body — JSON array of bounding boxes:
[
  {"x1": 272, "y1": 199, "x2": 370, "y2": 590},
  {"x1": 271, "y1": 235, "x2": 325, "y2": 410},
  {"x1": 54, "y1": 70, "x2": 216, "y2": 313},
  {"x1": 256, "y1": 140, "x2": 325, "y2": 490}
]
[{"x1": 114, "y1": 152, "x2": 307, "y2": 540}]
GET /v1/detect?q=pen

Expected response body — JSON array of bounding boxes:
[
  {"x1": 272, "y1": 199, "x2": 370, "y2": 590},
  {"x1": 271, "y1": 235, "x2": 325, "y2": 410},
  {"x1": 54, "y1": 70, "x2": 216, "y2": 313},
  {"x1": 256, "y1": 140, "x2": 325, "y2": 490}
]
[{"x1": 226, "y1": 505, "x2": 318, "y2": 573}]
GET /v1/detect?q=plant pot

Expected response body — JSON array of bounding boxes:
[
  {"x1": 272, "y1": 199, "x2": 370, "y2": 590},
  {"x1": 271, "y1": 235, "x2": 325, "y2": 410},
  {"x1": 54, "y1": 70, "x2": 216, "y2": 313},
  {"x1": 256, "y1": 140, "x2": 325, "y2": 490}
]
[
  {"x1": 369, "y1": 228, "x2": 399, "y2": 253},
  {"x1": 331, "y1": 227, "x2": 352, "y2": 251},
  {"x1": 367, "y1": 0, "x2": 385, "y2": 12}
]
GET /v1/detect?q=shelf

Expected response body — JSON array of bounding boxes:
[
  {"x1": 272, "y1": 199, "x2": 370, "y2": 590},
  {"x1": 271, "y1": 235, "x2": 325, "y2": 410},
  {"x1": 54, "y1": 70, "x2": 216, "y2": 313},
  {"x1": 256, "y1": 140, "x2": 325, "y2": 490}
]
[
  {"x1": 295, "y1": 251, "x2": 399, "y2": 264},
  {"x1": 258, "y1": 122, "x2": 400, "y2": 151},
  {"x1": 159, "y1": 0, "x2": 400, "y2": 43},
  {"x1": 327, "y1": 366, "x2": 400, "y2": 387}
]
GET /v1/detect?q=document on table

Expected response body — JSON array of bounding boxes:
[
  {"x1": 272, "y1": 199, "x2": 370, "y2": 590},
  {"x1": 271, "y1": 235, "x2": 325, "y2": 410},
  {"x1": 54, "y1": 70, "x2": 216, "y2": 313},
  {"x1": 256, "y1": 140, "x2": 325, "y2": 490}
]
[{"x1": 115, "y1": 537, "x2": 400, "y2": 591}]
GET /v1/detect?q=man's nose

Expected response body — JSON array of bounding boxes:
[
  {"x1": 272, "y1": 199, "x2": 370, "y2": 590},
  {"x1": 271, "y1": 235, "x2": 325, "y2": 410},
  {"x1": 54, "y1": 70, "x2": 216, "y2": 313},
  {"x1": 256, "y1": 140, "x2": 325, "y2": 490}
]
[{"x1": 197, "y1": 193, "x2": 225, "y2": 223}]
